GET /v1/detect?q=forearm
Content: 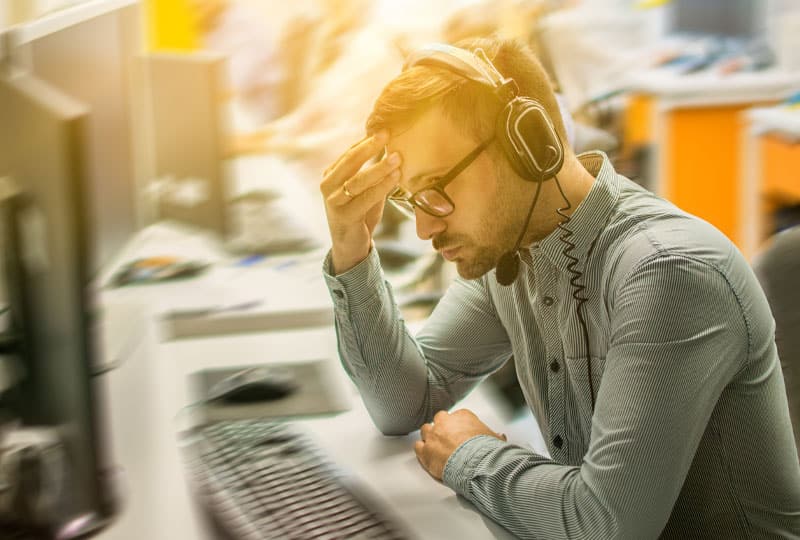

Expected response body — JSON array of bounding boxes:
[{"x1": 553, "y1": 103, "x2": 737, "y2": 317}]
[
  {"x1": 443, "y1": 437, "x2": 616, "y2": 540},
  {"x1": 324, "y1": 248, "x2": 445, "y2": 434}
]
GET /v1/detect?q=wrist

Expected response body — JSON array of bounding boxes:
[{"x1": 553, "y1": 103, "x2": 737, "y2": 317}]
[{"x1": 331, "y1": 244, "x2": 371, "y2": 276}]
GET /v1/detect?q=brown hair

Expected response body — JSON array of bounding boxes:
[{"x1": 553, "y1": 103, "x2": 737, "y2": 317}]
[{"x1": 366, "y1": 37, "x2": 567, "y2": 150}]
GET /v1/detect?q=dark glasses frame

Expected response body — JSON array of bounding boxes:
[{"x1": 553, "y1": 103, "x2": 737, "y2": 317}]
[{"x1": 388, "y1": 137, "x2": 495, "y2": 218}]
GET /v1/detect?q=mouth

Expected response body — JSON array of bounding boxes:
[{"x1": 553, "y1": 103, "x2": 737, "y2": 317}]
[{"x1": 439, "y1": 246, "x2": 460, "y2": 261}]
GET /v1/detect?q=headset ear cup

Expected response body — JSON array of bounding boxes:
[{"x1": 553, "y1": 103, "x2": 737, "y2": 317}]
[
  {"x1": 496, "y1": 103, "x2": 536, "y2": 181},
  {"x1": 496, "y1": 98, "x2": 564, "y2": 183}
]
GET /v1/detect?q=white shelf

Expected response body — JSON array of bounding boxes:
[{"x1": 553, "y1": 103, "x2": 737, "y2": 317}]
[
  {"x1": 747, "y1": 106, "x2": 800, "y2": 141},
  {"x1": 626, "y1": 68, "x2": 800, "y2": 108},
  {"x1": 8, "y1": 0, "x2": 137, "y2": 45}
]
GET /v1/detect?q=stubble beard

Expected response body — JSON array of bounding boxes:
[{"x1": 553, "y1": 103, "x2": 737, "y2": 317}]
[
  {"x1": 447, "y1": 156, "x2": 528, "y2": 280},
  {"x1": 453, "y1": 196, "x2": 524, "y2": 281}
]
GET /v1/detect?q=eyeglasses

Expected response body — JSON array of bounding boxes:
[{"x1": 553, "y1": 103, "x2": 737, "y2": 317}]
[{"x1": 387, "y1": 137, "x2": 494, "y2": 219}]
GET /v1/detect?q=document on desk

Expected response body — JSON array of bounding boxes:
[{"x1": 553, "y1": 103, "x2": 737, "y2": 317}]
[{"x1": 160, "y1": 254, "x2": 335, "y2": 339}]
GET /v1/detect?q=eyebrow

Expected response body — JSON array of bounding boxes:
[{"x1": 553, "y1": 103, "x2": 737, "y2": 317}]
[
  {"x1": 384, "y1": 145, "x2": 446, "y2": 192},
  {"x1": 406, "y1": 168, "x2": 448, "y2": 192}
]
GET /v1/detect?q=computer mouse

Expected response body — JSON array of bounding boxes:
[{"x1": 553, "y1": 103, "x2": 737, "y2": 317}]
[{"x1": 207, "y1": 366, "x2": 298, "y2": 404}]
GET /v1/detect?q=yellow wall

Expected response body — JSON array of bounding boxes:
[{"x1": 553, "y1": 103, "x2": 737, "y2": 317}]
[{"x1": 144, "y1": 0, "x2": 199, "y2": 51}]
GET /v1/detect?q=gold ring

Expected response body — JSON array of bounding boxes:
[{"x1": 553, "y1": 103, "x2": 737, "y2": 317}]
[{"x1": 343, "y1": 181, "x2": 354, "y2": 199}]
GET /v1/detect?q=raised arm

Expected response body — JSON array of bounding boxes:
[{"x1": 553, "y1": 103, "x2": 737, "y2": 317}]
[{"x1": 324, "y1": 252, "x2": 512, "y2": 435}]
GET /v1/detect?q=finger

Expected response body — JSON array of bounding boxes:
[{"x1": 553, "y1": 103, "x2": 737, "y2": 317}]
[
  {"x1": 329, "y1": 152, "x2": 401, "y2": 206},
  {"x1": 420, "y1": 422, "x2": 433, "y2": 442},
  {"x1": 322, "y1": 131, "x2": 388, "y2": 193},
  {"x1": 433, "y1": 410, "x2": 450, "y2": 424},
  {"x1": 323, "y1": 135, "x2": 370, "y2": 177},
  {"x1": 331, "y1": 164, "x2": 400, "y2": 209},
  {"x1": 336, "y1": 171, "x2": 399, "y2": 220},
  {"x1": 414, "y1": 440, "x2": 425, "y2": 461},
  {"x1": 413, "y1": 441, "x2": 438, "y2": 479},
  {"x1": 499, "y1": 433, "x2": 508, "y2": 442}
]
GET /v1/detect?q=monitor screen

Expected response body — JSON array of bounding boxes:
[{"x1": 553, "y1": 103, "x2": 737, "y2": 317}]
[
  {"x1": 139, "y1": 51, "x2": 231, "y2": 237},
  {"x1": 0, "y1": 70, "x2": 116, "y2": 538},
  {"x1": 9, "y1": 0, "x2": 143, "y2": 276},
  {"x1": 670, "y1": 0, "x2": 767, "y2": 39}
]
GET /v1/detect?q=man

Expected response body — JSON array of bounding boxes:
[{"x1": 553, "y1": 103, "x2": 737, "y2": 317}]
[{"x1": 319, "y1": 38, "x2": 800, "y2": 539}]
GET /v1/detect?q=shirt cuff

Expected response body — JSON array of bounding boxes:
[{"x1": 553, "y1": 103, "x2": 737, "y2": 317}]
[
  {"x1": 443, "y1": 435, "x2": 507, "y2": 498},
  {"x1": 322, "y1": 247, "x2": 384, "y2": 309}
]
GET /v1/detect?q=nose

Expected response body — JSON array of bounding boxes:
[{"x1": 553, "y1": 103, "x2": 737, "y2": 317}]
[{"x1": 414, "y1": 208, "x2": 446, "y2": 240}]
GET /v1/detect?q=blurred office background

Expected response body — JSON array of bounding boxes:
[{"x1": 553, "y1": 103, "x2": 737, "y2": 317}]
[
  {"x1": 3, "y1": 0, "x2": 799, "y2": 255},
  {"x1": 4, "y1": 0, "x2": 798, "y2": 251}
]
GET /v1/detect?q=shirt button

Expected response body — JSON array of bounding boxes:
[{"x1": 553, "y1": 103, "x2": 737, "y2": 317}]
[
  {"x1": 333, "y1": 290, "x2": 344, "y2": 299},
  {"x1": 542, "y1": 296, "x2": 554, "y2": 306},
  {"x1": 549, "y1": 360, "x2": 560, "y2": 373},
  {"x1": 553, "y1": 435, "x2": 563, "y2": 449}
]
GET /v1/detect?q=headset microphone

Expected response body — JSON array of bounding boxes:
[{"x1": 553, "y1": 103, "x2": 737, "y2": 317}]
[{"x1": 495, "y1": 252, "x2": 520, "y2": 286}]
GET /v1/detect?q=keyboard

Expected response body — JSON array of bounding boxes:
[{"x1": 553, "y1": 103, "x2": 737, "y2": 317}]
[{"x1": 181, "y1": 420, "x2": 410, "y2": 540}]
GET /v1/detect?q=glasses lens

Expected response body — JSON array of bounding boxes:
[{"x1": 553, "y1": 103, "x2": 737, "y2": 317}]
[{"x1": 415, "y1": 189, "x2": 454, "y2": 217}]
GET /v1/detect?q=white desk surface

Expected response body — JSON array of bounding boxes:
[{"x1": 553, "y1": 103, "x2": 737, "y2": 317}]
[
  {"x1": 97, "y1": 222, "x2": 336, "y2": 340},
  {"x1": 746, "y1": 106, "x2": 800, "y2": 141},
  {"x1": 625, "y1": 68, "x2": 800, "y2": 109},
  {"x1": 96, "y1": 302, "x2": 545, "y2": 540}
]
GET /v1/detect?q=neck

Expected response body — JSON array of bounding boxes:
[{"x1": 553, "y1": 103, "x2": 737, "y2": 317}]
[{"x1": 520, "y1": 153, "x2": 596, "y2": 247}]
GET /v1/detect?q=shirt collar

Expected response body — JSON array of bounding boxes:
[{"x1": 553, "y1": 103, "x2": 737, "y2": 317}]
[{"x1": 527, "y1": 151, "x2": 621, "y2": 271}]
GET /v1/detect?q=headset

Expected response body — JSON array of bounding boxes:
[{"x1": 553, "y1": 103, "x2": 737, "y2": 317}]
[
  {"x1": 404, "y1": 43, "x2": 598, "y2": 410},
  {"x1": 403, "y1": 43, "x2": 564, "y2": 184}
]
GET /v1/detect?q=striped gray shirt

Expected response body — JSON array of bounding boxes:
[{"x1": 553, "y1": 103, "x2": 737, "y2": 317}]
[{"x1": 323, "y1": 152, "x2": 800, "y2": 539}]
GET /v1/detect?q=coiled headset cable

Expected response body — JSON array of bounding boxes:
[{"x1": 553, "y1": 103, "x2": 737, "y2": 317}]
[{"x1": 553, "y1": 174, "x2": 596, "y2": 411}]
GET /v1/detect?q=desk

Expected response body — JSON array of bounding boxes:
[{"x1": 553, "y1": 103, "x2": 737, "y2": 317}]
[
  {"x1": 622, "y1": 69, "x2": 800, "y2": 251},
  {"x1": 95, "y1": 296, "x2": 545, "y2": 540},
  {"x1": 98, "y1": 221, "x2": 336, "y2": 341}
]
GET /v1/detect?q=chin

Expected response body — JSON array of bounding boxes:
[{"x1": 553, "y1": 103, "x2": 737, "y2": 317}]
[{"x1": 454, "y1": 255, "x2": 495, "y2": 281}]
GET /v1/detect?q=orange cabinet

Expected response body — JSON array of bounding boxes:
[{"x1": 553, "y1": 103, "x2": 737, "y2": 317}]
[{"x1": 622, "y1": 70, "x2": 800, "y2": 253}]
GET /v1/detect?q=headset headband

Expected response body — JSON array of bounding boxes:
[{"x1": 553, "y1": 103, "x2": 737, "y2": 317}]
[
  {"x1": 404, "y1": 43, "x2": 519, "y2": 102},
  {"x1": 403, "y1": 42, "x2": 564, "y2": 184}
]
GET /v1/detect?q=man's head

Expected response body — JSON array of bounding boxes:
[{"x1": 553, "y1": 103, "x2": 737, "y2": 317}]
[{"x1": 366, "y1": 38, "x2": 571, "y2": 280}]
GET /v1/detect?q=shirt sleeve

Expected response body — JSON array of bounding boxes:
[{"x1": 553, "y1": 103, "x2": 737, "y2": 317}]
[
  {"x1": 442, "y1": 253, "x2": 750, "y2": 539},
  {"x1": 323, "y1": 248, "x2": 512, "y2": 435}
]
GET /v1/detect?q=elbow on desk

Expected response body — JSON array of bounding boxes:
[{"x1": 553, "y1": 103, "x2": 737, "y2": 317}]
[
  {"x1": 362, "y1": 405, "x2": 421, "y2": 437},
  {"x1": 371, "y1": 415, "x2": 419, "y2": 438},
  {"x1": 378, "y1": 425, "x2": 415, "y2": 437}
]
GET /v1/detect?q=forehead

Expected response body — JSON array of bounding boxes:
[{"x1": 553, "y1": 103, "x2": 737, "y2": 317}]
[{"x1": 387, "y1": 108, "x2": 478, "y2": 189}]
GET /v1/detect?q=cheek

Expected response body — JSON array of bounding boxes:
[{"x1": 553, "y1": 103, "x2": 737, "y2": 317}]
[
  {"x1": 450, "y1": 164, "x2": 501, "y2": 216},
  {"x1": 453, "y1": 193, "x2": 505, "y2": 243}
]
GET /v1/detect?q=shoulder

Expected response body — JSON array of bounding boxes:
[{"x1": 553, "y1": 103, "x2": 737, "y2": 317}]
[{"x1": 603, "y1": 204, "x2": 742, "y2": 301}]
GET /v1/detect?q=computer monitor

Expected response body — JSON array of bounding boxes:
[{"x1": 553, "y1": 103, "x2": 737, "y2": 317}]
[
  {"x1": 0, "y1": 70, "x2": 116, "y2": 538},
  {"x1": 669, "y1": 0, "x2": 767, "y2": 39},
  {"x1": 138, "y1": 51, "x2": 231, "y2": 237},
  {"x1": 7, "y1": 0, "x2": 143, "y2": 275}
]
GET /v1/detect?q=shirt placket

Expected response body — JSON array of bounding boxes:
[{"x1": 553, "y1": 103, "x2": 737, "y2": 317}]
[{"x1": 533, "y1": 254, "x2": 567, "y2": 461}]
